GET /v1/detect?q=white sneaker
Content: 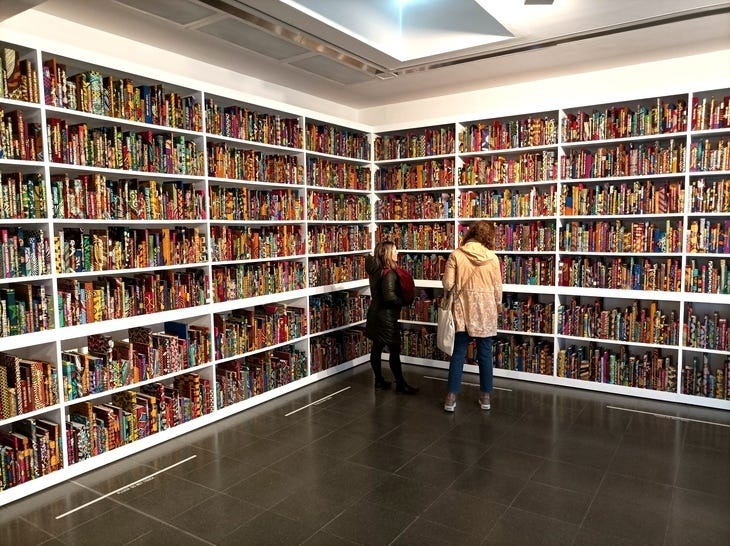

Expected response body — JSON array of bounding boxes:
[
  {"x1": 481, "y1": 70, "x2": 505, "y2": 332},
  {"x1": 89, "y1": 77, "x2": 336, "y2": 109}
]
[
  {"x1": 479, "y1": 392, "x2": 491, "y2": 410},
  {"x1": 444, "y1": 393, "x2": 456, "y2": 412}
]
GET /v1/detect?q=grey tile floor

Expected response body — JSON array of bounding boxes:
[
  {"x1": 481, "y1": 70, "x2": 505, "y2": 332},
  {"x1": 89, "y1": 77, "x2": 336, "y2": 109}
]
[{"x1": 2, "y1": 364, "x2": 729, "y2": 545}]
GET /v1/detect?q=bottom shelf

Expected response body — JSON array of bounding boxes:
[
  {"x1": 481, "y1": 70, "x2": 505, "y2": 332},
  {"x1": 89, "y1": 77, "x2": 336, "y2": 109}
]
[
  {"x1": 401, "y1": 355, "x2": 730, "y2": 411},
  {"x1": 0, "y1": 355, "x2": 368, "y2": 507}
]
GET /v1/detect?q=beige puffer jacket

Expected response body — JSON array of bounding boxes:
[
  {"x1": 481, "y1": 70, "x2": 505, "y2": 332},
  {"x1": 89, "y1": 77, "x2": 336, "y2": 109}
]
[{"x1": 442, "y1": 241, "x2": 503, "y2": 337}]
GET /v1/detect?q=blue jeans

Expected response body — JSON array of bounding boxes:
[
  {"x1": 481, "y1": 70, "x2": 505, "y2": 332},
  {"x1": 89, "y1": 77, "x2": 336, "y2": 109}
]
[{"x1": 447, "y1": 331, "x2": 494, "y2": 394}]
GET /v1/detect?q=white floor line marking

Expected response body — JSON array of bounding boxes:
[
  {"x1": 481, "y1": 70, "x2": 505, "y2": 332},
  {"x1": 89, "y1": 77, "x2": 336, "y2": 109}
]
[
  {"x1": 56, "y1": 455, "x2": 197, "y2": 519},
  {"x1": 423, "y1": 376, "x2": 512, "y2": 391},
  {"x1": 284, "y1": 386, "x2": 351, "y2": 416},
  {"x1": 606, "y1": 405, "x2": 730, "y2": 428}
]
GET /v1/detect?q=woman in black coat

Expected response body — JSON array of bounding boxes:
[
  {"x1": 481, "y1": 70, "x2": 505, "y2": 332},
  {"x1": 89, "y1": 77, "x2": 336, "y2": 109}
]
[{"x1": 365, "y1": 241, "x2": 418, "y2": 394}]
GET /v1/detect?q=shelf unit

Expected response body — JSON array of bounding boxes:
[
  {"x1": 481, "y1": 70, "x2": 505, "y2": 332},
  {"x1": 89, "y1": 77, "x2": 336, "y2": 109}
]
[
  {"x1": 373, "y1": 93, "x2": 730, "y2": 412},
  {"x1": 0, "y1": 41, "x2": 372, "y2": 504}
]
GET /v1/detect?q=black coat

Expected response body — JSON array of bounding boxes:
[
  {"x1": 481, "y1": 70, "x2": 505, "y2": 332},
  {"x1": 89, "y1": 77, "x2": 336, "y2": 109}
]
[{"x1": 365, "y1": 256, "x2": 402, "y2": 345}]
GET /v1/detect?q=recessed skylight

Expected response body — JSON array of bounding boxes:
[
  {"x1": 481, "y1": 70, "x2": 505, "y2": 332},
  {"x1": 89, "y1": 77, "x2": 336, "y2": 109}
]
[{"x1": 278, "y1": 0, "x2": 514, "y2": 62}]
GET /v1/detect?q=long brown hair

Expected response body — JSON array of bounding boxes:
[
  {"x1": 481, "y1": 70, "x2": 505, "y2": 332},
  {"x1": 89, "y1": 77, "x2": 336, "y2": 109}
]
[
  {"x1": 461, "y1": 220, "x2": 495, "y2": 248},
  {"x1": 374, "y1": 240, "x2": 398, "y2": 270}
]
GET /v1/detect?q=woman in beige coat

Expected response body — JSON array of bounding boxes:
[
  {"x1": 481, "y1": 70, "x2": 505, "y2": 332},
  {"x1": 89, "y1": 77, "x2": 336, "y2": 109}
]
[{"x1": 442, "y1": 221, "x2": 503, "y2": 412}]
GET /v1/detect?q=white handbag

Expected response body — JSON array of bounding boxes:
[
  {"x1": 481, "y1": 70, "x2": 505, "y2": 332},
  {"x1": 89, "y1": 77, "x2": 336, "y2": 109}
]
[{"x1": 436, "y1": 290, "x2": 456, "y2": 355}]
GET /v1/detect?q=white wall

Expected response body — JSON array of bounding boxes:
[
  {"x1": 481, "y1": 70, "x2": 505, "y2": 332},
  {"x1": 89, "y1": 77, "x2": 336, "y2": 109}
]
[
  {"x1": 2, "y1": 10, "x2": 729, "y2": 132},
  {"x1": 361, "y1": 50, "x2": 730, "y2": 131}
]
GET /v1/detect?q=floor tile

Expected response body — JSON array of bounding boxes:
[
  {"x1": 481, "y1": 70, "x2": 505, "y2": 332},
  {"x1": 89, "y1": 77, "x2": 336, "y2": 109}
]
[
  {"x1": 420, "y1": 489, "x2": 506, "y2": 537},
  {"x1": 530, "y1": 459, "x2": 604, "y2": 495},
  {"x1": 449, "y1": 465, "x2": 528, "y2": 505},
  {"x1": 300, "y1": 530, "x2": 360, "y2": 545},
  {"x1": 347, "y1": 440, "x2": 418, "y2": 473},
  {"x1": 169, "y1": 492, "x2": 264, "y2": 542},
  {"x1": 474, "y1": 445, "x2": 546, "y2": 479},
  {"x1": 181, "y1": 455, "x2": 260, "y2": 491},
  {"x1": 363, "y1": 474, "x2": 443, "y2": 515},
  {"x1": 421, "y1": 435, "x2": 490, "y2": 465},
  {"x1": 391, "y1": 517, "x2": 482, "y2": 546},
  {"x1": 308, "y1": 428, "x2": 374, "y2": 459},
  {"x1": 511, "y1": 481, "x2": 592, "y2": 525},
  {"x1": 271, "y1": 485, "x2": 350, "y2": 529},
  {"x1": 394, "y1": 452, "x2": 469, "y2": 489},
  {"x1": 323, "y1": 500, "x2": 416, "y2": 546},
  {"x1": 120, "y1": 474, "x2": 216, "y2": 521},
  {"x1": 482, "y1": 507, "x2": 579, "y2": 546},
  {"x1": 581, "y1": 494, "x2": 670, "y2": 545},
  {"x1": 55, "y1": 505, "x2": 157, "y2": 546},
  {"x1": 220, "y1": 510, "x2": 317, "y2": 546},
  {"x1": 224, "y1": 467, "x2": 307, "y2": 509},
  {"x1": 125, "y1": 525, "x2": 214, "y2": 546},
  {"x1": 0, "y1": 517, "x2": 54, "y2": 546}
]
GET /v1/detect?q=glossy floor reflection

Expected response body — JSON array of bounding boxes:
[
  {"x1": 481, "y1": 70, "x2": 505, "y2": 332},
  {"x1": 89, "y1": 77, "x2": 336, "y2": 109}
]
[{"x1": 2, "y1": 364, "x2": 729, "y2": 545}]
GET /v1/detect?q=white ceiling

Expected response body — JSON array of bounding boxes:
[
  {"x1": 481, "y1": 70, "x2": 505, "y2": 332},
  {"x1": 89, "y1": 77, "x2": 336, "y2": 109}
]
[{"x1": 6, "y1": 0, "x2": 730, "y2": 108}]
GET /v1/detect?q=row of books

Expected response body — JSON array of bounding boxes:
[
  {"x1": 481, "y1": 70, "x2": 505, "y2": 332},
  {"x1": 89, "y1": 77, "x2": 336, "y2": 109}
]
[
  {"x1": 209, "y1": 186, "x2": 303, "y2": 222},
  {"x1": 560, "y1": 220, "x2": 683, "y2": 253},
  {"x1": 307, "y1": 157, "x2": 371, "y2": 190},
  {"x1": 459, "y1": 116, "x2": 559, "y2": 153},
  {"x1": 561, "y1": 179, "x2": 684, "y2": 216},
  {"x1": 312, "y1": 329, "x2": 371, "y2": 369},
  {"x1": 61, "y1": 325, "x2": 210, "y2": 401},
  {"x1": 398, "y1": 253, "x2": 447, "y2": 282},
  {"x1": 682, "y1": 354, "x2": 729, "y2": 399},
  {"x1": 0, "y1": 284, "x2": 51, "y2": 338},
  {"x1": 308, "y1": 292, "x2": 369, "y2": 334},
  {"x1": 376, "y1": 222, "x2": 455, "y2": 251},
  {"x1": 44, "y1": 58, "x2": 202, "y2": 131},
  {"x1": 376, "y1": 192, "x2": 453, "y2": 220},
  {"x1": 1, "y1": 109, "x2": 42, "y2": 161},
  {"x1": 498, "y1": 295, "x2": 554, "y2": 335},
  {"x1": 307, "y1": 191, "x2": 371, "y2": 222},
  {"x1": 0, "y1": 172, "x2": 46, "y2": 219},
  {"x1": 684, "y1": 309, "x2": 728, "y2": 351},
  {"x1": 50, "y1": 174, "x2": 206, "y2": 221},
  {"x1": 691, "y1": 95, "x2": 730, "y2": 131},
  {"x1": 55, "y1": 270, "x2": 207, "y2": 327},
  {"x1": 501, "y1": 255, "x2": 555, "y2": 286},
  {"x1": 685, "y1": 259, "x2": 730, "y2": 294},
  {"x1": 689, "y1": 138, "x2": 730, "y2": 172},
  {"x1": 558, "y1": 256, "x2": 682, "y2": 292},
  {"x1": 460, "y1": 187, "x2": 556, "y2": 219},
  {"x1": 557, "y1": 344, "x2": 677, "y2": 392},
  {"x1": 374, "y1": 127, "x2": 455, "y2": 160},
  {"x1": 305, "y1": 123, "x2": 369, "y2": 160},
  {"x1": 1, "y1": 417, "x2": 62, "y2": 491},
  {"x1": 561, "y1": 99, "x2": 688, "y2": 143},
  {"x1": 557, "y1": 299, "x2": 679, "y2": 346},
  {"x1": 308, "y1": 255, "x2": 367, "y2": 287},
  {"x1": 54, "y1": 226, "x2": 206, "y2": 274},
  {"x1": 0, "y1": 48, "x2": 38, "y2": 103},
  {"x1": 459, "y1": 152, "x2": 558, "y2": 185},
  {"x1": 686, "y1": 219, "x2": 730, "y2": 254},
  {"x1": 0, "y1": 353, "x2": 58, "y2": 420},
  {"x1": 212, "y1": 304, "x2": 306, "y2": 360},
  {"x1": 401, "y1": 328, "x2": 440, "y2": 362},
  {"x1": 689, "y1": 177, "x2": 730, "y2": 214},
  {"x1": 308, "y1": 225, "x2": 369, "y2": 255},
  {"x1": 46, "y1": 118, "x2": 205, "y2": 176},
  {"x1": 493, "y1": 336, "x2": 554, "y2": 375},
  {"x1": 401, "y1": 293, "x2": 441, "y2": 324},
  {"x1": 212, "y1": 261, "x2": 306, "y2": 302},
  {"x1": 459, "y1": 116, "x2": 558, "y2": 153},
  {"x1": 561, "y1": 140, "x2": 687, "y2": 179},
  {"x1": 216, "y1": 346, "x2": 307, "y2": 407},
  {"x1": 0, "y1": 228, "x2": 50, "y2": 278},
  {"x1": 205, "y1": 99, "x2": 300, "y2": 148},
  {"x1": 493, "y1": 221, "x2": 555, "y2": 252},
  {"x1": 207, "y1": 144, "x2": 302, "y2": 183},
  {"x1": 210, "y1": 224, "x2": 305, "y2": 262},
  {"x1": 375, "y1": 159, "x2": 455, "y2": 190},
  {"x1": 67, "y1": 376, "x2": 213, "y2": 463}
]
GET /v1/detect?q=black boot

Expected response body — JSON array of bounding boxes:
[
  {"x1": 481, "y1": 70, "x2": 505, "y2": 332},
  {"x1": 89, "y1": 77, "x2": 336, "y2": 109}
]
[
  {"x1": 396, "y1": 383, "x2": 419, "y2": 395},
  {"x1": 374, "y1": 378, "x2": 392, "y2": 390}
]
